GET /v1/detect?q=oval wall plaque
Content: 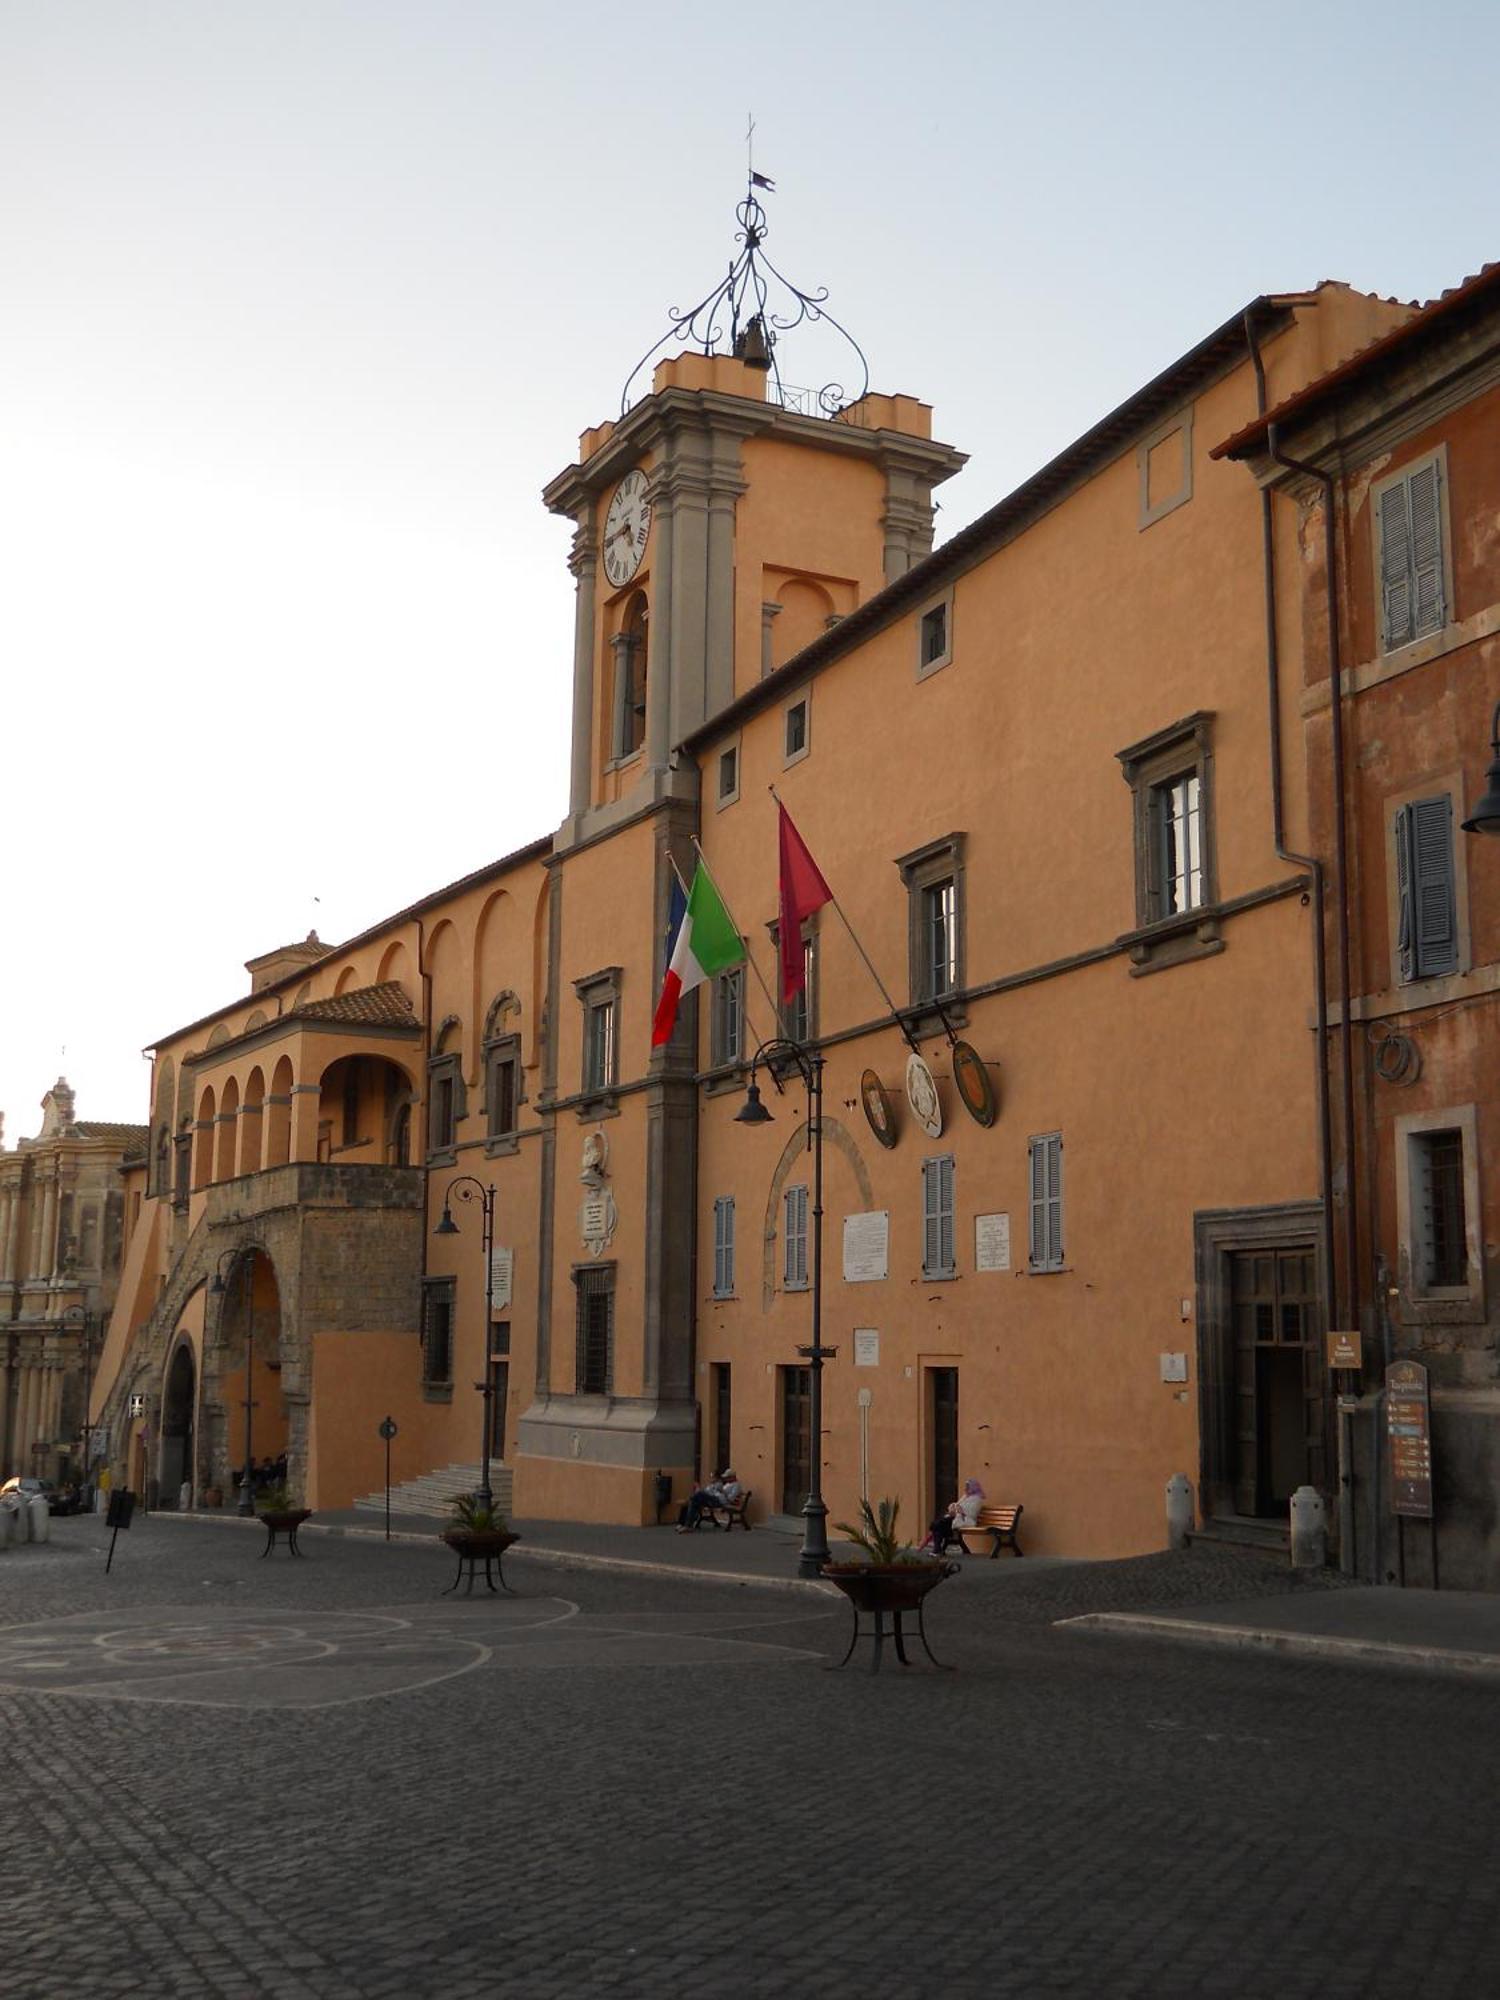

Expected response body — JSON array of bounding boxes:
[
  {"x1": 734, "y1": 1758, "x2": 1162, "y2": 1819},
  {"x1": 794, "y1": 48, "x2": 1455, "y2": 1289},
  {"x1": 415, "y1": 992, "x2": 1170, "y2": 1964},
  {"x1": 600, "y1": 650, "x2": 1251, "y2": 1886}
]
[
  {"x1": 952, "y1": 1041, "x2": 998, "y2": 1127},
  {"x1": 904, "y1": 1052, "x2": 943, "y2": 1140},
  {"x1": 859, "y1": 1068, "x2": 898, "y2": 1150}
]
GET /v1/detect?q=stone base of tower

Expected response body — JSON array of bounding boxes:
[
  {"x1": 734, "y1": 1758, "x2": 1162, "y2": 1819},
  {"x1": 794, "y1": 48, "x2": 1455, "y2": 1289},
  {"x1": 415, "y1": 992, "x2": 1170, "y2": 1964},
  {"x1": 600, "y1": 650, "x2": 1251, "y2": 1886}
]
[{"x1": 511, "y1": 1394, "x2": 696, "y2": 1525}]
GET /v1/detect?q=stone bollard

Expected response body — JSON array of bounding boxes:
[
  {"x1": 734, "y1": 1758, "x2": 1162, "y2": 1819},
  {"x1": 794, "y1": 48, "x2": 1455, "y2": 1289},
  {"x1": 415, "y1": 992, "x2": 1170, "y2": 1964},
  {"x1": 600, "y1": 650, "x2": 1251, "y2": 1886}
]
[
  {"x1": 1165, "y1": 1473, "x2": 1195, "y2": 1550},
  {"x1": 1289, "y1": 1485, "x2": 1327, "y2": 1570},
  {"x1": 0, "y1": 1499, "x2": 16, "y2": 1549},
  {"x1": 29, "y1": 1494, "x2": 51, "y2": 1544}
]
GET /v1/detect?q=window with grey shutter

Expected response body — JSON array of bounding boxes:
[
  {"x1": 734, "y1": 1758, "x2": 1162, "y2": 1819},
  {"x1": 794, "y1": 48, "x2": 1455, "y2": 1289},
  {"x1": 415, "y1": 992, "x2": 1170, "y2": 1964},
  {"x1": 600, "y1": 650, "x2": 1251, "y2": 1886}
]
[
  {"x1": 713, "y1": 1195, "x2": 735, "y2": 1298},
  {"x1": 1379, "y1": 458, "x2": 1446, "y2": 652},
  {"x1": 1395, "y1": 796, "x2": 1459, "y2": 982},
  {"x1": 1028, "y1": 1132, "x2": 1064, "y2": 1271},
  {"x1": 922, "y1": 1155, "x2": 956, "y2": 1279},
  {"x1": 784, "y1": 1184, "x2": 809, "y2": 1290}
]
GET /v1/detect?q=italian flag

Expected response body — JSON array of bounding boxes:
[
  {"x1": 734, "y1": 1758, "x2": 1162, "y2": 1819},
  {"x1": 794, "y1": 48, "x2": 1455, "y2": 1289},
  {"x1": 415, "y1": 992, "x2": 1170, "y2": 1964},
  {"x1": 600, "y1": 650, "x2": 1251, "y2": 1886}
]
[{"x1": 651, "y1": 863, "x2": 745, "y2": 1046}]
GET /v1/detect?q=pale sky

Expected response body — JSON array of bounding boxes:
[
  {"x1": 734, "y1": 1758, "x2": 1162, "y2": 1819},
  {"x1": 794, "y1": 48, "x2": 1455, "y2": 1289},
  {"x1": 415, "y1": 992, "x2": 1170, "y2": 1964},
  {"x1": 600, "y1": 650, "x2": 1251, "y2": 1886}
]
[{"x1": 3, "y1": 0, "x2": 1497, "y2": 1144}]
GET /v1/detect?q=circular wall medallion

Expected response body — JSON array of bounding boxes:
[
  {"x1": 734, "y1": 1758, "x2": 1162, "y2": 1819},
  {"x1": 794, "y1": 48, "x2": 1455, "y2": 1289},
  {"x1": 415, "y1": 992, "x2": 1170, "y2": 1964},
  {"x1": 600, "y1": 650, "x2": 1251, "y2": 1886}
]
[
  {"x1": 859, "y1": 1068, "x2": 898, "y2": 1150},
  {"x1": 904, "y1": 1053, "x2": 943, "y2": 1140},
  {"x1": 951, "y1": 1041, "x2": 998, "y2": 1127}
]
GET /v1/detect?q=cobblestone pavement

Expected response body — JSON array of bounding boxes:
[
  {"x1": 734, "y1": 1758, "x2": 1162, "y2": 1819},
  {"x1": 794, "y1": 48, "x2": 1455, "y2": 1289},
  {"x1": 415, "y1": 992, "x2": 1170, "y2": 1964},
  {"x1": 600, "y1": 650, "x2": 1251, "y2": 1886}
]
[{"x1": 5, "y1": 1519, "x2": 1498, "y2": 1999}]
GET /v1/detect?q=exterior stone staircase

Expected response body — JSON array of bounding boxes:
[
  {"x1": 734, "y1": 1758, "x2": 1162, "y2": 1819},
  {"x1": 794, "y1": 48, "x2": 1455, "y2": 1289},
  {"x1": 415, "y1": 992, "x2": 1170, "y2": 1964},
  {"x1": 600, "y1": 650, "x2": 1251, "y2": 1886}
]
[{"x1": 352, "y1": 1461, "x2": 514, "y2": 1521}]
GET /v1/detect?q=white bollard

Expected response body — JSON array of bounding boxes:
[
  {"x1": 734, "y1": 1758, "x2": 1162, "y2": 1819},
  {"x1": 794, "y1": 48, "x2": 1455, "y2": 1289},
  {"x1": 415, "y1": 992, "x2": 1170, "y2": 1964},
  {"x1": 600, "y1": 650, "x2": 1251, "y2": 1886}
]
[
  {"x1": 0, "y1": 1499, "x2": 16, "y2": 1548},
  {"x1": 28, "y1": 1494, "x2": 51, "y2": 1544},
  {"x1": 1289, "y1": 1485, "x2": 1327, "y2": 1570},
  {"x1": 1165, "y1": 1473, "x2": 1195, "y2": 1550}
]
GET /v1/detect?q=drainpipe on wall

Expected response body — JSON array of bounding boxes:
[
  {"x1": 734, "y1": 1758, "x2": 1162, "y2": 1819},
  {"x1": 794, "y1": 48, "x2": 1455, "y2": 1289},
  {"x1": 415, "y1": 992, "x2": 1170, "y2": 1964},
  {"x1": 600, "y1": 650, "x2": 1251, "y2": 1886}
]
[
  {"x1": 1255, "y1": 379, "x2": 1360, "y2": 1577},
  {"x1": 1242, "y1": 311, "x2": 1337, "y2": 1339}
]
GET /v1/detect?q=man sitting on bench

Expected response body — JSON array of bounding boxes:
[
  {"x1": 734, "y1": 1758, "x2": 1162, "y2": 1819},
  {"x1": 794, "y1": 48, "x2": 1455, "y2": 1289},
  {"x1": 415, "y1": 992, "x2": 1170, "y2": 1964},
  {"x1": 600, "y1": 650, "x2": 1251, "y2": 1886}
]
[{"x1": 677, "y1": 1468, "x2": 746, "y2": 1532}]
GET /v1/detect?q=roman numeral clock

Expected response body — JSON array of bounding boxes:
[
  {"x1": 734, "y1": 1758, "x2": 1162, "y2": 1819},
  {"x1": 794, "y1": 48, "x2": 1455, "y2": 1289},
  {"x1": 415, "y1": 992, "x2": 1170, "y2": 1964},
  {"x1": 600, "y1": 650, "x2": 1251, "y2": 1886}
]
[{"x1": 602, "y1": 468, "x2": 652, "y2": 586}]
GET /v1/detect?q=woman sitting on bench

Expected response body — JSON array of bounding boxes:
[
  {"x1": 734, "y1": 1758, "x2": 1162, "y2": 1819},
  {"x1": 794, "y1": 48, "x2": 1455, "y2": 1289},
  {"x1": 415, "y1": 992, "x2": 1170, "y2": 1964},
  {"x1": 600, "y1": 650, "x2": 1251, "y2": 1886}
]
[{"x1": 925, "y1": 1476, "x2": 984, "y2": 1555}]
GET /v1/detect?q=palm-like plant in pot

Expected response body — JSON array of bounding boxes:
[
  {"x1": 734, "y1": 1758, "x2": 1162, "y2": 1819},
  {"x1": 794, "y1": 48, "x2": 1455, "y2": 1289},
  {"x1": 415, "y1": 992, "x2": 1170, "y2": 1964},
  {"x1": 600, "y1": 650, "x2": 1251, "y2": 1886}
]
[{"x1": 822, "y1": 1496, "x2": 954, "y2": 1615}]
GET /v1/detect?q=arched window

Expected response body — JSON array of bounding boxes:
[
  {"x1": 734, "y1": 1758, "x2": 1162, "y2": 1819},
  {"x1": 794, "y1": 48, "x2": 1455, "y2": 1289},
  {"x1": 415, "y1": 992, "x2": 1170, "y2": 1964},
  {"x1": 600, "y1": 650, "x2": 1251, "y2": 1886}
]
[{"x1": 610, "y1": 592, "x2": 648, "y2": 761}]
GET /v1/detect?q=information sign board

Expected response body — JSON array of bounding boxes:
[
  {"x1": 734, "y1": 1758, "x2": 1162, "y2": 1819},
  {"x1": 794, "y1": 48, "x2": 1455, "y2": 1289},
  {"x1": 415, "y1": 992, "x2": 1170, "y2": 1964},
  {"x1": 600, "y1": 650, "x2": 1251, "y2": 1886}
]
[{"x1": 1386, "y1": 1359, "x2": 1433, "y2": 1520}]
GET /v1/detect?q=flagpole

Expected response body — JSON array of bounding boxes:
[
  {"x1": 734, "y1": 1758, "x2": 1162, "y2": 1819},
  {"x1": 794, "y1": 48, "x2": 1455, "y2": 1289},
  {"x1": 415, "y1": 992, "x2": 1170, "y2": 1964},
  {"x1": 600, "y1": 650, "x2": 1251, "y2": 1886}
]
[
  {"x1": 768, "y1": 787, "x2": 920, "y2": 1054},
  {"x1": 690, "y1": 836, "x2": 782, "y2": 1029}
]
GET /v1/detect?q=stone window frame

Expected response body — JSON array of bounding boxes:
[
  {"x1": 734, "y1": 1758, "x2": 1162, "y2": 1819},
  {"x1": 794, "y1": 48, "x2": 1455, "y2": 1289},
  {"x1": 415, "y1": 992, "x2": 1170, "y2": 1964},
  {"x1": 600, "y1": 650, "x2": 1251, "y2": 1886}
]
[
  {"x1": 575, "y1": 966, "x2": 621, "y2": 1107},
  {"x1": 1137, "y1": 405, "x2": 1194, "y2": 529},
  {"x1": 766, "y1": 915, "x2": 819, "y2": 1046},
  {"x1": 1385, "y1": 776, "x2": 1469, "y2": 990},
  {"x1": 426, "y1": 1053, "x2": 463, "y2": 1165},
  {"x1": 716, "y1": 736, "x2": 742, "y2": 812},
  {"x1": 1394, "y1": 1102, "x2": 1484, "y2": 1325},
  {"x1": 1116, "y1": 711, "x2": 1222, "y2": 975},
  {"x1": 710, "y1": 964, "x2": 746, "y2": 1071},
  {"x1": 1371, "y1": 442, "x2": 1452, "y2": 659},
  {"x1": 895, "y1": 832, "x2": 966, "y2": 1028},
  {"x1": 914, "y1": 585, "x2": 954, "y2": 681},
  {"x1": 484, "y1": 1032, "x2": 524, "y2": 1156},
  {"x1": 573, "y1": 1261, "x2": 616, "y2": 1395},
  {"x1": 421, "y1": 1276, "x2": 456, "y2": 1401},
  {"x1": 783, "y1": 687, "x2": 812, "y2": 768},
  {"x1": 712, "y1": 1194, "x2": 736, "y2": 1299}
]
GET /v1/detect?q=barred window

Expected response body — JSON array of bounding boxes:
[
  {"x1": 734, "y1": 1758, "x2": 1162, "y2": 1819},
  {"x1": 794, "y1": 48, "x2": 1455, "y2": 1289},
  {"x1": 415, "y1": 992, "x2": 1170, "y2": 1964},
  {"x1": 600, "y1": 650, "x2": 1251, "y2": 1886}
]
[
  {"x1": 574, "y1": 1264, "x2": 615, "y2": 1394},
  {"x1": 422, "y1": 1278, "x2": 455, "y2": 1386}
]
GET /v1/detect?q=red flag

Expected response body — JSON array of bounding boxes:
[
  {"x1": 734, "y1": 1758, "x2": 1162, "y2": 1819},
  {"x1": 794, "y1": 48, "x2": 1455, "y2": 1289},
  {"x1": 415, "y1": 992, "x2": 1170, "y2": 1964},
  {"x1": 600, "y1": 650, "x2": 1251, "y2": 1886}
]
[{"x1": 778, "y1": 803, "x2": 833, "y2": 1003}]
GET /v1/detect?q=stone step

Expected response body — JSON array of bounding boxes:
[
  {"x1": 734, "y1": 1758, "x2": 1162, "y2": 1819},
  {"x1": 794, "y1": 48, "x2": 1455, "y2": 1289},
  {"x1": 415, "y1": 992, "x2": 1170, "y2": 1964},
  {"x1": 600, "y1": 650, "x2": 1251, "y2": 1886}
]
[
  {"x1": 1188, "y1": 1515, "x2": 1291, "y2": 1554},
  {"x1": 352, "y1": 1461, "x2": 513, "y2": 1520}
]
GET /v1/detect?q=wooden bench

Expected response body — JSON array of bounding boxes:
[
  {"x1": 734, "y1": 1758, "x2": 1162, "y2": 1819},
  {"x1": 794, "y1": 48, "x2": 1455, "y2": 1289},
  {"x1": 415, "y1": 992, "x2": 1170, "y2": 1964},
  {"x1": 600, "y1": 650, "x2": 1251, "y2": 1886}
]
[
  {"x1": 955, "y1": 1503, "x2": 1023, "y2": 1558},
  {"x1": 701, "y1": 1488, "x2": 753, "y2": 1531}
]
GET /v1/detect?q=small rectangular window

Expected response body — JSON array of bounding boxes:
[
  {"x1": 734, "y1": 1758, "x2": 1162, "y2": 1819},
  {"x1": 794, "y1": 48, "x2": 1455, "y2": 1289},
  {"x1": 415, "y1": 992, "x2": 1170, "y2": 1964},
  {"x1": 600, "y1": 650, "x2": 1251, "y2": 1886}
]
[
  {"x1": 574, "y1": 1265, "x2": 615, "y2": 1393},
  {"x1": 1377, "y1": 455, "x2": 1446, "y2": 653},
  {"x1": 922, "y1": 879, "x2": 957, "y2": 999},
  {"x1": 422, "y1": 1280, "x2": 455, "y2": 1385},
  {"x1": 1412, "y1": 1130, "x2": 1467, "y2": 1291},
  {"x1": 713, "y1": 1195, "x2": 735, "y2": 1298},
  {"x1": 487, "y1": 1042, "x2": 520, "y2": 1140},
  {"x1": 1152, "y1": 771, "x2": 1204, "y2": 915},
  {"x1": 782, "y1": 933, "x2": 816, "y2": 1045},
  {"x1": 1028, "y1": 1132, "x2": 1064, "y2": 1272},
  {"x1": 922, "y1": 1155, "x2": 956, "y2": 1279},
  {"x1": 919, "y1": 603, "x2": 947, "y2": 667},
  {"x1": 712, "y1": 967, "x2": 745, "y2": 1068},
  {"x1": 718, "y1": 746, "x2": 739, "y2": 802},
  {"x1": 784, "y1": 1184, "x2": 809, "y2": 1290},
  {"x1": 1395, "y1": 795, "x2": 1458, "y2": 982},
  {"x1": 584, "y1": 999, "x2": 615, "y2": 1095},
  {"x1": 427, "y1": 1059, "x2": 460, "y2": 1155},
  {"x1": 785, "y1": 698, "x2": 809, "y2": 762}
]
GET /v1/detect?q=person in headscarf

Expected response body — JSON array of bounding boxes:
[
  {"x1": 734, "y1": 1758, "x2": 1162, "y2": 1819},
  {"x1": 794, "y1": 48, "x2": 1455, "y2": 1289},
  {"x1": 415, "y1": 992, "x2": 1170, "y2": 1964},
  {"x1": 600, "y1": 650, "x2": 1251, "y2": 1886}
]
[{"x1": 926, "y1": 1476, "x2": 984, "y2": 1555}]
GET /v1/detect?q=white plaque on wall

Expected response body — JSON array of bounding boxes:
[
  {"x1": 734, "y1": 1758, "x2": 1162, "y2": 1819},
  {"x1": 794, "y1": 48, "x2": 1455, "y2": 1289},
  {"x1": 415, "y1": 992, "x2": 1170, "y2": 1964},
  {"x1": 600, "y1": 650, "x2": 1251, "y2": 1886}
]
[
  {"x1": 843, "y1": 1211, "x2": 889, "y2": 1282},
  {"x1": 975, "y1": 1213, "x2": 1011, "y2": 1272},
  {"x1": 490, "y1": 1247, "x2": 514, "y2": 1311},
  {"x1": 1160, "y1": 1352, "x2": 1189, "y2": 1384},
  {"x1": 854, "y1": 1328, "x2": 880, "y2": 1367}
]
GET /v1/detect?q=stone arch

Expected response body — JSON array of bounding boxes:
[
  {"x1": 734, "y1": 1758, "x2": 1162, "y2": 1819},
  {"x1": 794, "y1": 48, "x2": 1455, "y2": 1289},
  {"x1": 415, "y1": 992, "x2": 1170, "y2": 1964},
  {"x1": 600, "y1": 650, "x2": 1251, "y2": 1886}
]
[
  {"x1": 245, "y1": 1009, "x2": 268, "y2": 1033},
  {"x1": 265, "y1": 1056, "x2": 293, "y2": 1168},
  {"x1": 211, "y1": 1243, "x2": 288, "y2": 1498},
  {"x1": 334, "y1": 964, "x2": 359, "y2": 995},
  {"x1": 758, "y1": 1114, "x2": 874, "y2": 1313},
  {"x1": 773, "y1": 575, "x2": 836, "y2": 669},
  {"x1": 216, "y1": 1075, "x2": 240, "y2": 1182},
  {"x1": 240, "y1": 1066, "x2": 265, "y2": 1175},
  {"x1": 484, "y1": 989, "x2": 521, "y2": 1041},
  {"x1": 433, "y1": 1014, "x2": 462, "y2": 1057},
  {"x1": 159, "y1": 1337, "x2": 197, "y2": 1507},
  {"x1": 194, "y1": 1084, "x2": 217, "y2": 1188},
  {"x1": 377, "y1": 938, "x2": 411, "y2": 994},
  {"x1": 318, "y1": 1051, "x2": 416, "y2": 1156}
]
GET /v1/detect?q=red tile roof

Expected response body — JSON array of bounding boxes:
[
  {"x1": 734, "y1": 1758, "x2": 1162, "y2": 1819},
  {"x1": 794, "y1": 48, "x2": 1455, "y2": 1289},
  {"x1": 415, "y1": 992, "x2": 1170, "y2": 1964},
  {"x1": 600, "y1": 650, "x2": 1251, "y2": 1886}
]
[
  {"x1": 1213, "y1": 263, "x2": 1500, "y2": 460},
  {"x1": 291, "y1": 983, "x2": 419, "y2": 1028}
]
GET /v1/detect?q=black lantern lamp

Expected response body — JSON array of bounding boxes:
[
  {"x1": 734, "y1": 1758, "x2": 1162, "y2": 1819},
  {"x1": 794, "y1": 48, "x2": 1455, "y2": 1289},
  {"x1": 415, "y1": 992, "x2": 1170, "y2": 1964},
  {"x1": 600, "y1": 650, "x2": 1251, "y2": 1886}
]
[
  {"x1": 736, "y1": 1039, "x2": 834, "y2": 1578},
  {"x1": 431, "y1": 1178, "x2": 499, "y2": 1513},
  {"x1": 1462, "y1": 701, "x2": 1500, "y2": 835}
]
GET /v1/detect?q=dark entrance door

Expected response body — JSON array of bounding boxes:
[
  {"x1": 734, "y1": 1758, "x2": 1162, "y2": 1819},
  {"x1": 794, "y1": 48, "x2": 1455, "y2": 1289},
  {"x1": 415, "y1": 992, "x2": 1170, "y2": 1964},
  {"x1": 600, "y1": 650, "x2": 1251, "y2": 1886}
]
[
  {"x1": 929, "y1": 1367, "x2": 959, "y2": 1520},
  {"x1": 159, "y1": 1343, "x2": 196, "y2": 1506},
  {"x1": 781, "y1": 1366, "x2": 812, "y2": 1515},
  {"x1": 1229, "y1": 1247, "x2": 1324, "y2": 1516}
]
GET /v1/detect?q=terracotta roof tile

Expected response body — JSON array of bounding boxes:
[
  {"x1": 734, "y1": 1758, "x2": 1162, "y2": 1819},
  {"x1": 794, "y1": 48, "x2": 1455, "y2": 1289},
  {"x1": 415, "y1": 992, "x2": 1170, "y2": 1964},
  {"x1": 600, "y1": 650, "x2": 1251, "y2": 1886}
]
[
  {"x1": 291, "y1": 982, "x2": 419, "y2": 1028},
  {"x1": 74, "y1": 1122, "x2": 151, "y2": 1144}
]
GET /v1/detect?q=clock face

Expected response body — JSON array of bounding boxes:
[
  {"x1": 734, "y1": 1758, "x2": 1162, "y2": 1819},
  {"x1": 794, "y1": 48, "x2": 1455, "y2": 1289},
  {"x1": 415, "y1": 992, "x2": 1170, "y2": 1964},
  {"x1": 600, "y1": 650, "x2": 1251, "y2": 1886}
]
[{"x1": 602, "y1": 469, "x2": 652, "y2": 588}]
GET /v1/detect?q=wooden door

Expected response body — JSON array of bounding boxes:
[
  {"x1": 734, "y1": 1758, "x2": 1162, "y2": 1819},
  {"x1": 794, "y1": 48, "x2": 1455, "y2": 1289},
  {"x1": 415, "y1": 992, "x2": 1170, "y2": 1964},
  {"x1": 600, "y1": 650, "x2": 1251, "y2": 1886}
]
[
  {"x1": 930, "y1": 1367, "x2": 959, "y2": 1519},
  {"x1": 1230, "y1": 1248, "x2": 1323, "y2": 1517},
  {"x1": 780, "y1": 1366, "x2": 811, "y2": 1515}
]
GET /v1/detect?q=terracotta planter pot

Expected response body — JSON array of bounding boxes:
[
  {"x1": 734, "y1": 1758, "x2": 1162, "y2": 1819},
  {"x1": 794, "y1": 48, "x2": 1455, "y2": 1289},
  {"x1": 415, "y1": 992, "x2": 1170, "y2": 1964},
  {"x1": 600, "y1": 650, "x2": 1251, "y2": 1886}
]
[
  {"x1": 820, "y1": 1561, "x2": 953, "y2": 1614},
  {"x1": 441, "y1": 1528, "x2": 518, "y2": 1559},
  {"x1": 259, "y1": 1509, "x2": 312, "y2": 1533}
]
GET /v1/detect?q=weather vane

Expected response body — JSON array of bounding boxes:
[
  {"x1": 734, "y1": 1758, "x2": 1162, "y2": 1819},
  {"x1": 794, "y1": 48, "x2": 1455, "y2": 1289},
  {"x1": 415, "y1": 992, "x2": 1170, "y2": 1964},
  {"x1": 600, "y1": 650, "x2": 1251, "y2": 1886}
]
[{"x1": 620, "y1": 120, "x2": 869, "y2": 420}]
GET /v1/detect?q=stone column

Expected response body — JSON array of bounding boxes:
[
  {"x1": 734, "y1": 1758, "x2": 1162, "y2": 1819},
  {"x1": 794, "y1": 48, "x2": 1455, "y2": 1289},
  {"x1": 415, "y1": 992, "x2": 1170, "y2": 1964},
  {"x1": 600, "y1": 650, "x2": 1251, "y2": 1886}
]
[
  {"x1": 40, "y1": 1175, "x2": 57, "y2": 1281},
  {"x1": 290, "y1": 1084, "x2": 322, "y2": 1163},
  {"x1": 566, "y1": 509, "x2": 599, "y2": 818},
  {"x1": 0, "y1": 1185, "x2": 16, "y2": 1281}
]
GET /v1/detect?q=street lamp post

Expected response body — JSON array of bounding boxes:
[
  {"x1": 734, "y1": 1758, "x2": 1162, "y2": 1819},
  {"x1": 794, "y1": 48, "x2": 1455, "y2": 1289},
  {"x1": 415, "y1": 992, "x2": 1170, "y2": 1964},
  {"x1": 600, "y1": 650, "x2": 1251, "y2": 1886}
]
[
  {"x1": 60, "y1": 1305, "x2": 96, "y2": 1495},
  {"x1": 210, "y1": 1250, "x2": 257, "y2": 1516},
  {"x1": 736, "y1": 1038, "x2": 834, "y2": 1579},
  {"x1": 433, "y1": 1177, "x2": 499, "y2": 1514}
]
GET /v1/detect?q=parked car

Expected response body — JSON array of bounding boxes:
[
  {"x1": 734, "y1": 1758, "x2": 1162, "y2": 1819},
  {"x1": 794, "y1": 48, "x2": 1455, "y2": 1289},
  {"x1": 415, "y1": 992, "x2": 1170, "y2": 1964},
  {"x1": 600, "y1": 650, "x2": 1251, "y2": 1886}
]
[{"x1": 1, "y1": 1475, "x2": 78, "y2": 1514}]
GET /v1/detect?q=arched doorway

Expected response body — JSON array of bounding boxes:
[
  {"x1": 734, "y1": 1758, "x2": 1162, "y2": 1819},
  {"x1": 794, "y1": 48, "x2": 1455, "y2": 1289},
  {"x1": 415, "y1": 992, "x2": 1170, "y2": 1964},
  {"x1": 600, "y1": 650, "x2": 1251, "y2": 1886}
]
[
  {"x1": 159, "y1": 1343, "x2": 196, "y2": 1508},
  {"x1": 214, "y1": 1247, "x2": 288, "y2": 1500}
]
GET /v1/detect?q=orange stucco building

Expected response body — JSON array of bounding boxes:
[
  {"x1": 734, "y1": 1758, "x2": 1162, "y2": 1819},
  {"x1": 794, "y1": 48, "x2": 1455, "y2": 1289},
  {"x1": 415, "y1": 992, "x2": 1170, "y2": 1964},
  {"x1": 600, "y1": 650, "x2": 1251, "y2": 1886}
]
[{"x1": 94, "y1": 200, "x2": 1472, "y2": 1565}]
